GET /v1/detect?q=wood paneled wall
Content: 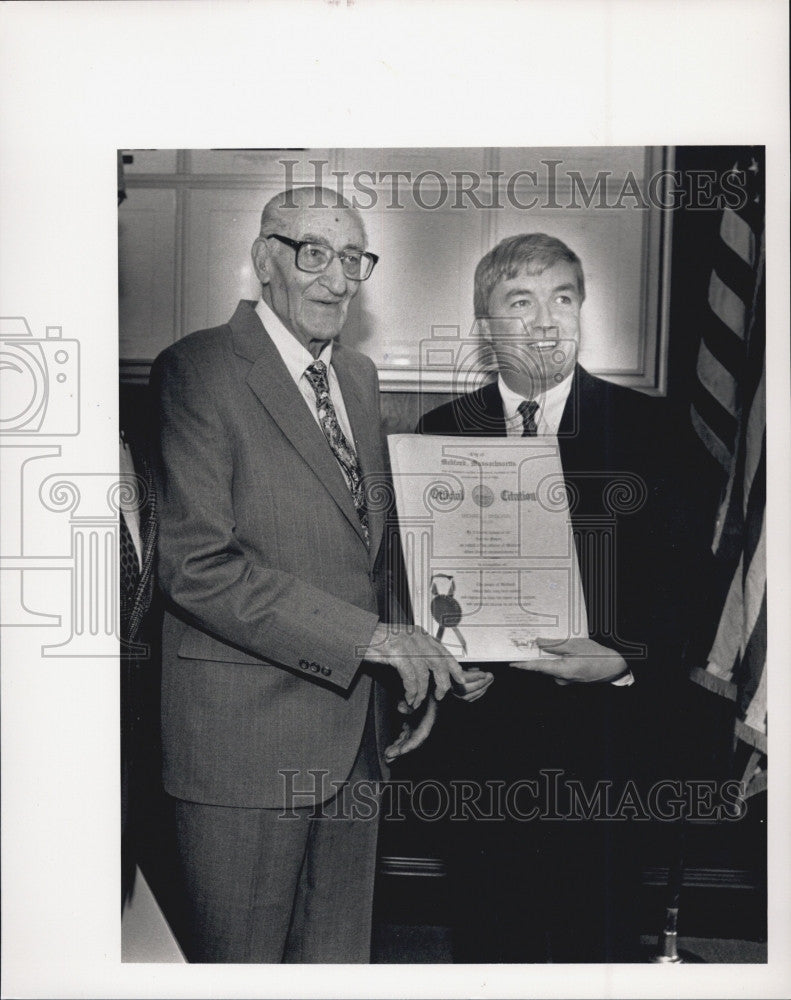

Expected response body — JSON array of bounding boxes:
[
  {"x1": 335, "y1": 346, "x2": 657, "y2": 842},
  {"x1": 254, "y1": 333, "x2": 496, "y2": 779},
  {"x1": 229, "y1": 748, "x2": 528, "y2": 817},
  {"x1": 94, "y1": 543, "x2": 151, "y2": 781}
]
[{"x1": 119, "y1": 147, "x2": 671, "y2": 395}]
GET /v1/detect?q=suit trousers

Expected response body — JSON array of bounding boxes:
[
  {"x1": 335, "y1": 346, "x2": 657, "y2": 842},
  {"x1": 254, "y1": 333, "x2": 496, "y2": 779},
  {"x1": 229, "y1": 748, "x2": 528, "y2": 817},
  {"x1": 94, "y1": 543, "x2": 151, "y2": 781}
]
[
  {"x1": 171, "y1": 693, "x2": 381, "y2": 963},
  {"x1": 436, "y1": 666, "x2": 643, "y2": 963}
]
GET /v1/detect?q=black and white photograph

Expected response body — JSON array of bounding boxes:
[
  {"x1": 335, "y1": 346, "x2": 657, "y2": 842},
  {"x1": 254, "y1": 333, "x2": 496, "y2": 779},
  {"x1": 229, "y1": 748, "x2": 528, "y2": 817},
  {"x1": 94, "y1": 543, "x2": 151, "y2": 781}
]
[
  {"x1": 116, "y1": 144, "x2": 766, "y2": 967},
  {"x1": 1, "y1": 3, "x2": 789, "y2": 999}
]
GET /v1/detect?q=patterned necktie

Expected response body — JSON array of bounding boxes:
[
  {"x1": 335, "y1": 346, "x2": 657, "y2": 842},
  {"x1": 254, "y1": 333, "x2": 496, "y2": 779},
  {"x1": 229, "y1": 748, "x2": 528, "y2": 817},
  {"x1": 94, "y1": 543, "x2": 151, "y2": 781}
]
[
  {"x1": 119, "y1": 510, "x2": 140, "y2": 641},
  {"x1": 304, "y1": 359, "x2": 370, "y2": 545},
  {"x1": 518, "y1": 399, "x2": 540, "y2": 436}
]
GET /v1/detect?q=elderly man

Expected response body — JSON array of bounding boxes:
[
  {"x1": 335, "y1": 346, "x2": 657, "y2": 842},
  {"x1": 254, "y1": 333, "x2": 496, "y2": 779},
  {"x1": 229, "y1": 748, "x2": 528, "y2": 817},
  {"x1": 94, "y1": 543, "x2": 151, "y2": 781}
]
[
  {"x1": 151, "y1": 186, "x2": 468, "y2": 963},
  {"x1": 417, "y1": 233, "x2": 697, "y2": 962}
]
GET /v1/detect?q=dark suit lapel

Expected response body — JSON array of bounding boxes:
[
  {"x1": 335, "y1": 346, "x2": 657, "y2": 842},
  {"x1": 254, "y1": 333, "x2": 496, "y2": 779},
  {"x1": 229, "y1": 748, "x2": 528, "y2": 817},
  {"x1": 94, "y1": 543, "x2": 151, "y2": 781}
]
[
  {"x1": 231, "y1": 301, "x2": 369, "y2": 546},
  {"x1": 332, "y1": 351, "x2": 385, "y2": 560},
  {"x1": 462, "y1": 380, "x2": 508, "y2": 435},
  {"x1": 558, "y1": 365, "x2": 584, "y2": 445},
  {"x1": 558, "y1": 365, "x2": 603, "y2": 473},
  {"x1": 557, "y1": 366, "x2": 612, "y2": 642}
]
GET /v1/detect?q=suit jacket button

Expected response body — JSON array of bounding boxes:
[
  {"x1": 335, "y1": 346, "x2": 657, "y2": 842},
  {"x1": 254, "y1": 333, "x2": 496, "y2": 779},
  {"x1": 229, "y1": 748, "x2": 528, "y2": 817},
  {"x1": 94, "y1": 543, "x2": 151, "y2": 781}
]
[
  {"x1": 310, "y1": 661, "x2": 320, "y2": 673},
  {"x1": 299, "y1": 658, "x2": 309, "y2": 670},
  {"x1": 321, "y1": 666, "x2": 331, "y2": 676}
]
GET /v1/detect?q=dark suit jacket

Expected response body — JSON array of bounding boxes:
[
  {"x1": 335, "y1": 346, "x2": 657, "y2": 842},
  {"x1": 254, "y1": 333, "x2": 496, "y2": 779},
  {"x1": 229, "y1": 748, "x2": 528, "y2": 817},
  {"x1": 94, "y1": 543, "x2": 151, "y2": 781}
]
[
  {"x1": 417, "y1": 366, "x2": 695, "y2": 689},
  {"x1": 151, "y1": 300, "x2": 393, "y2": 809},
  {"x1": 415, "y1": 365, "x2": 710, "y2": 801},
  {"x1": 415, "y1": 368, "x2": 706, "y2": 963},
  {"x1": 120, "y1": 432, "x2": 160, "y2": 904}
]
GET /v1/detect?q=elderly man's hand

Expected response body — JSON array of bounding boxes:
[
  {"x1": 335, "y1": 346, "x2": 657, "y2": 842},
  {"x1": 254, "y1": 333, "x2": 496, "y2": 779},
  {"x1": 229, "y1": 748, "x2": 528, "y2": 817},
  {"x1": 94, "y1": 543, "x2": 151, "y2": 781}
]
[
  {"x1": 364, "y1": 623, "x2": 467, "y2": 708},
  {"x1": 509, "y1": 637, "x2": 629, "y2": 684},
  {"x1": 384, "y1": 695, "x2": 438, "y2": 762}
]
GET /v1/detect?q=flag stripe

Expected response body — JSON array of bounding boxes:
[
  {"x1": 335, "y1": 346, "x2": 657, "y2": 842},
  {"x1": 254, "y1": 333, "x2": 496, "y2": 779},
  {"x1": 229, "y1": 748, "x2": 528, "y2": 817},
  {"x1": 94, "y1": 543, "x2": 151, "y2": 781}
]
[
  {"x1": 742, "y1": 433, "x2": 765, "y2": 573},
  {"x1": 732, "y1": 184, "x2": 764, "y2": 236},
  {"x1": 743, "y1": 373, "x2": 765, "y2": 505},
  {"x1": 691, "y1": 382, "x2": 738, "y2": 454},
  {"x1": 713, "y1": 239, "x2": 757, "y2": 306},
  {"x1": 690, "y1": 407, "x2": 732, "y2": 472},
  {"x1": 741, "y1": 259, "x2": 766, "y2": 403},
  {"x1": 711, "y1": 449, "x2": 742, "y2": 555},
  {"x1": 741, "y1": 273, "x2": 766, "y2": 503},
  {"x1": 708, "y1": 554, "x2": 743, "y2": 677},
  {"x1": 690, "y1": 664, "x2": 736, "y2": 700},
  {"x1": 742, "y1": 510, "x2": 766, "y2": 647},
  {"x1": 719, "y1": 207, "x2": 757, "y2": 266},
  {"x1": 701, "y1": 312, "x2": 746, "y2": 379},
  {"x1": 708, "y1": 271, "x2": 747, "y2": 337},
  {"x1": 734, "y1": 719, "x2": 767, "y2": 758},
  {"x1": 696, "y1": 340, "x2": 738, "y2": 416},
  {"x1": 711, "y1": 238, "x2": 764, "y2": 561},
  {"x1": 741, "y1": 639, "x2": 768, "y2": 737},
  {"x1": 726, "y1": 161, "x2": 764, "y2": 235},
  {"x1": 736, "y1": 587, "x2": 767, "y2": 720}
]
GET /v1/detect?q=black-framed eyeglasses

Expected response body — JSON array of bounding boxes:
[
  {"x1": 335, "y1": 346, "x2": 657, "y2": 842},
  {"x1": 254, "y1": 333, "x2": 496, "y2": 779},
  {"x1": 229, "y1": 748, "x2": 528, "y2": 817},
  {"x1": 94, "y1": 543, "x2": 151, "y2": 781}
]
[{"x1": 267, "y1": 234, "x2": 379, "y2": 281}]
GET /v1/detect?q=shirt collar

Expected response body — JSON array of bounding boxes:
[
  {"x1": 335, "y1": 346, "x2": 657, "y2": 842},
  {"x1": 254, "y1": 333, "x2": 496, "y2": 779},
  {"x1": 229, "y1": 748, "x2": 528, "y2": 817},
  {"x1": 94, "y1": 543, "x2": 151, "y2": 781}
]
[
  {"x1": 497, "y1": 369, "x2": 574, "y2": 435},
  {"x1": 255, "y1": 298, "x2": 333, "y2": 383}
]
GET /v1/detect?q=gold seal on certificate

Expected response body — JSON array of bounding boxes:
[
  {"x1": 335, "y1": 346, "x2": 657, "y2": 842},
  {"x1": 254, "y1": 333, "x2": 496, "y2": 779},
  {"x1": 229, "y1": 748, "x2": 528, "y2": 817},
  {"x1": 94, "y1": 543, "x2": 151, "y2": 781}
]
[{"x1": 388, "y1": 434, "x2": 589, "y2": 662}]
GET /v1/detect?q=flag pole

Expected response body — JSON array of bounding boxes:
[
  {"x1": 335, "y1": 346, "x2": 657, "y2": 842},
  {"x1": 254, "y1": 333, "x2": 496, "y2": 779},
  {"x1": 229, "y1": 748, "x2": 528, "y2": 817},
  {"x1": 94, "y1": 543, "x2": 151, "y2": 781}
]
[{"x1": 650, "y1": 820, "x2": 685, "y2": 962}]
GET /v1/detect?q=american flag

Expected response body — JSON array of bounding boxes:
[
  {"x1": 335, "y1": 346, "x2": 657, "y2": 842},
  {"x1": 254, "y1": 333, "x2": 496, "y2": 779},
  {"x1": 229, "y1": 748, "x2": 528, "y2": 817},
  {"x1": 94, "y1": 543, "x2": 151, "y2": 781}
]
[{"x1": 690, "y1": 150, "x2": 766, "y2": 798}]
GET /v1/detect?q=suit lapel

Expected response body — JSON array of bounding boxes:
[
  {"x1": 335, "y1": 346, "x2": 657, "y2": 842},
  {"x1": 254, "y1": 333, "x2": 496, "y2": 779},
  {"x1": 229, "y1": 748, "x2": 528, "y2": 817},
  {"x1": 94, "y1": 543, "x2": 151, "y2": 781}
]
[
  {"x1": 481, "y1": 380, "x2": 507, "y2": 435},
  {"x1": 231, "y1": 302, "x2": 369, "y2": 546},
  {"x1": 558, "y1": 365, "x2": 601, "y2": 473},
  {"x1": 462, "y1": 380, "x2": 507, "y2": 435},
  {"x1": 556, "y1": 367, "x2": 608, "y2": 626}
]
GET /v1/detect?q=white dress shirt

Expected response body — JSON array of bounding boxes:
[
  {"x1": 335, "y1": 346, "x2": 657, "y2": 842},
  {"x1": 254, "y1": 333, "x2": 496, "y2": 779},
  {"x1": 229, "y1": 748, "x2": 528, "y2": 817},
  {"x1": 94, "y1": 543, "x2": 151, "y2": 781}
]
[
  {"x1": 497, "y1": 372, "x2": 634, "y2": 686},
  {"x1": 255, "y1": 298, "x2": 356, "y2": 448},
  {"x1": 497, "y1": 372, "x2": 574, "y2": 437}
]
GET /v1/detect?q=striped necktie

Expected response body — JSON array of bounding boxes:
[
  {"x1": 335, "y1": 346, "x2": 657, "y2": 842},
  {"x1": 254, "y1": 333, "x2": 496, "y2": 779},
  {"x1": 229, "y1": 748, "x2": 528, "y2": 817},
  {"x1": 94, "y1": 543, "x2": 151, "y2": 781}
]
[
  {"x1": 518, "y1": 399, "x2": 540, "y2": 436},
  {"x1": 304, "y1": 360, "x2": 370, "y2": 546}
]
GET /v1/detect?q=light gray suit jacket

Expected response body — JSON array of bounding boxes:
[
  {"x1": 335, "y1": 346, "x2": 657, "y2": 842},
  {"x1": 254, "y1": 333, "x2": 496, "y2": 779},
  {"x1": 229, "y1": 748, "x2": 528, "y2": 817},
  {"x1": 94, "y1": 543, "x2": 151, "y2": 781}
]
[{"x1": 151, "y1": 300, "x2": 393, "y2": 808}]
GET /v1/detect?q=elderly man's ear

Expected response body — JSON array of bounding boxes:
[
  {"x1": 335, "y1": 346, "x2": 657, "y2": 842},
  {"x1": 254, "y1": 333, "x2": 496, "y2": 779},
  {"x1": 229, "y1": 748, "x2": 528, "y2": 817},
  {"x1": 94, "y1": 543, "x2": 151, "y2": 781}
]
[{"x1": 251, "y1": 237, "x2": 272, "y2": 286}]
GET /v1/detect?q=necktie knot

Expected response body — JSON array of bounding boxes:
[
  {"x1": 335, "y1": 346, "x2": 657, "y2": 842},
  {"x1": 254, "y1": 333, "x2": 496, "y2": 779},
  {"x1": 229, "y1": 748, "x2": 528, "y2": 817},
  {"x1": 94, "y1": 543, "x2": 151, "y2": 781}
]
[
  {"x1": 518, "y1": 399, "x2": 540, "y2": 436},
  {"x1": 305, "y1": 359, "x2": 329, "y2": 395}
]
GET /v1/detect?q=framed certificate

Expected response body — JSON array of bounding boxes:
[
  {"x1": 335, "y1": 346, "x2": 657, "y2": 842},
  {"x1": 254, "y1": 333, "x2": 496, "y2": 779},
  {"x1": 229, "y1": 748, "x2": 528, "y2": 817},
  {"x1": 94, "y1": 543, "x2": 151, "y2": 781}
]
[{"x1": 388, "y1": 434, "x2": 589, "y2": 661}]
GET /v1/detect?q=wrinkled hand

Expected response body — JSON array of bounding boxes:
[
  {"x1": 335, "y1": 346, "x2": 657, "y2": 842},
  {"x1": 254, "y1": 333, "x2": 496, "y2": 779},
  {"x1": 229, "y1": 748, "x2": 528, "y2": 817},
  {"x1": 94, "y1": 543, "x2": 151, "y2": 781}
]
[
  {"x1": 364, "y1": 623, "x2": 467, "y2": 708},
  {"x1": 384, "y1": 695, "x2": 438, "y2": 763},
  {"x1": 452, "y1": 667, "x2": 495, "y2": 702},
  {"x1": 510, "y1": 637, "x2": 629, "y2": 684}
]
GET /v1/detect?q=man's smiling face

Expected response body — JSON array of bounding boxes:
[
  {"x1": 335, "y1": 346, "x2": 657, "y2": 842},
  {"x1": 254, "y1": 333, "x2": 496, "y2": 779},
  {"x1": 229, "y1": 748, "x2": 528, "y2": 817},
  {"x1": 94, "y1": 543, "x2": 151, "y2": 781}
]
[
  {"x1": 483, "y1": 261, "x2": 582, "y2": 395},
  {"x1": 253, "y1": 202, "x2": 366, "y2": 352}
]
